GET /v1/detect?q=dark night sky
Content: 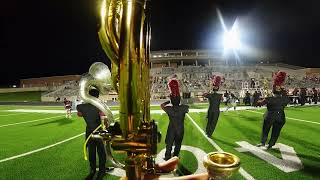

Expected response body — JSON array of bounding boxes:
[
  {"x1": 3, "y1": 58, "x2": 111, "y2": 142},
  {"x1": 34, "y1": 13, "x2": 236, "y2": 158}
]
[{"x1": 1, "y1": 0, "x2": 320, "y2": 86}]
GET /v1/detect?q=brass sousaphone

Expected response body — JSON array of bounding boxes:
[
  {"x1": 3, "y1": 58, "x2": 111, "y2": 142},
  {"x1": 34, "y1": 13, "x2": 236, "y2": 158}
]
[{"x1": 79, "y1": 0, "x2": 240, "y2": 179}]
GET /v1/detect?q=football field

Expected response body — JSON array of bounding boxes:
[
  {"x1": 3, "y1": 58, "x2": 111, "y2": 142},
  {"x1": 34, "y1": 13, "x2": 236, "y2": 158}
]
[{"x1": 0, "y1": 104, "x2": 319, "y2": 180}]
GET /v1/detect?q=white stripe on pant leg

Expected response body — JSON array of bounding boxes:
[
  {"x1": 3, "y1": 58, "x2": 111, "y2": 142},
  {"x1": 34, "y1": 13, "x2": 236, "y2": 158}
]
[{"x1": 186, "y1": 114, "x2": 255, "y2": 180}]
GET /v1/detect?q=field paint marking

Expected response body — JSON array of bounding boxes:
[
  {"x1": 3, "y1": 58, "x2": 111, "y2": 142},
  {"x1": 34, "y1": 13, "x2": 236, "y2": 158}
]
[
  {"x1": 246, "y1": 110, "x2": 320, "y2": 125},
  {"x1": 7, "y1": 109, "x2": 74, "y2": 114},
  {"x1": 0, "y1": 112, "x2": 31, "y2": 117},
  {"x1": 0, "y1": 115, "x2": 65, "y2": 128},
  {"x1": 0, "y1": 133, "x2": 84, "y2": 163},
  {"x1": 186, "y1": 114, "x2": 255, "y2": 180},
  {"x1": 5, "y1": 106, "x2": 258, "y2": 115},
  {"x1": 235, "y1": 141, "x2": 303, "y2": 173}
]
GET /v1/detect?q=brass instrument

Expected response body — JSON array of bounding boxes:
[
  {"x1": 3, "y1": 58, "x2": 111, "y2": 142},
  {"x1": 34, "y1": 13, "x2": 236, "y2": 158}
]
[
  {"x1": 262, "y1": 78, "x2": 271, "y2": 97},
  {"x1": 203, "y1": 152, "x2": 240, "y2": 179},
  {"x1": 81, "y1": 0, "x2": 159, "y2": 179},
  {"x1": 79, "y1": 0, "x2": 241, "y2": 179}
]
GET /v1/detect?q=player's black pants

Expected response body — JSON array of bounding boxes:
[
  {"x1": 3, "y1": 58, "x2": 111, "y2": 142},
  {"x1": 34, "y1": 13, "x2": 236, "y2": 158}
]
[
  {"x1": 86, "y1": 135, "x2": 106, "y2": 173},
  {"x1": 299, "y1": 96, "x2": 306, "y2": 106},
  {"x1": 165, "y1": 127, "x2": 184, "y2": 159},
  {"x1": 260, "y1": 111, "x2": 286, "y2": 146},
  {"x1": 206, "y1": 110, "x2": 220, "y2": 137},
  {"x1": 313, "y1": 96, "x2": 318, "y2": 104}
]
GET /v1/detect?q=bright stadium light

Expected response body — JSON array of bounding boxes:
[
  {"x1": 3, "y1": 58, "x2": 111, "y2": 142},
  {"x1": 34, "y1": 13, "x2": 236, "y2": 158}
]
[
  {"x1": 223, "y1": 27, "x2": 240, "y2": 50},
  {"x1": 216, "y1": 8, "x2": 241, "y2": 61}
]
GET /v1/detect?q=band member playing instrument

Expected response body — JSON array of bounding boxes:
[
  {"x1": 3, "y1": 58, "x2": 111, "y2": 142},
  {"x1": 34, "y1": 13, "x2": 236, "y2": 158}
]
[
  {"x1": 257, "y1": 71, "x2": 290, "y2": 149},
  {"x1": 225, "y1": 93, "x2": 239, "y2": 113},
  {"x1": 77, "y1": 89, "x2": 113, "y2": 180},
  {"x1": 203, "y1": 76, "x2": 223, "y2": 137},
  {"x1": 161, "y1": 77, "x2": 189, "y2": 160}
]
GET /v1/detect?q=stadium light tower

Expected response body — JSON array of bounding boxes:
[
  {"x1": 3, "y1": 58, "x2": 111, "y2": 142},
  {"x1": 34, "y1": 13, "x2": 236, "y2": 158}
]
[{"x1": 216, "y1": 8, "x2": 241, "y2": 61}]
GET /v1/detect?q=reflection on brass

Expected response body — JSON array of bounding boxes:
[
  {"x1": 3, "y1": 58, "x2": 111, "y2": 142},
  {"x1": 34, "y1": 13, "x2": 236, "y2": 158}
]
[
  {"x1": 79, "y1": 0, "x2": 242, "y2": 179},
  {"x1": 203, "y1": 152, "x2": 240, "y2": 179},
  {"x1": 79, "y1": 62, "x2": 114, "y2": 127},
  {"x1": 82, "y1": 0, "x2": 158, "y2": 179},
  {"x1": 98, "y1": 0, "x2": 151, "y2": 138}
]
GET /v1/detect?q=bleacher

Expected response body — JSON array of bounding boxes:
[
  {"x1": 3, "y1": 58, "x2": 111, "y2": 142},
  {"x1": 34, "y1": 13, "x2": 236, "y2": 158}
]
[
  {"x1": 40, "y1": 63, "x2": 320, "y2": 101},
  {"x1": 42, "y1": 81, "x2": 79, "y2": 101}
]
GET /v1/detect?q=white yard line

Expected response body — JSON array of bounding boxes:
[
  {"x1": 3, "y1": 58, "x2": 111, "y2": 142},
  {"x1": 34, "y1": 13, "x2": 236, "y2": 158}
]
[
  {"x1": 186, "y1": 114, "x2": 255, "y2": 180},
  {"x1": 0, "y1": 112, "x2": 31, "y2": 117},
  {"x1": 246, "y1": 110, "x2": 320, "y2": 125},
  {"x1": 6, "y1": 109, "x2": 71, "y2": 114},
  {"x1": 0, "y1": 115, "x2": 65, "y2": 128},
  {"x1": 0, "y1": 133, "x2": 84, "y2": 163}
]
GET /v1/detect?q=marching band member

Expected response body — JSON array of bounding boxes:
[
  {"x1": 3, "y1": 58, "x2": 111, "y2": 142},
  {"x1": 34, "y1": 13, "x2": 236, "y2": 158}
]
[
  {"x1": 225, "y1": 93, "x2": 239, "y2": 113},
  {"x1": 63, "y1": 97, "x2": 72, "y2": 118},
  {"x1": 257, "y1": 71, "x2": 290, "y2": 149},
  {"x1": 203, "y1": 76, "x2": 223, "y2": 137},
  {"x1": 161, "y1": 76, "x2": 189, "y2": 160},
  {"x1": 76, "y1": 89, "x2": 113, "y2": 180}
]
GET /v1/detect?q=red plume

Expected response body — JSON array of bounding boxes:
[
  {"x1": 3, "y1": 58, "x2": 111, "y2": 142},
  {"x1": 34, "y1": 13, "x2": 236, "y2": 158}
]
[
  {"x1": 212, "y1": 75, "x2": 222, "y2": 87},
  {"x1": 273, "y1": 71, "x2": 286, "y2": 87},
  {"x1": 168, "y1": 79, "x2": 180, "y2": 97}
]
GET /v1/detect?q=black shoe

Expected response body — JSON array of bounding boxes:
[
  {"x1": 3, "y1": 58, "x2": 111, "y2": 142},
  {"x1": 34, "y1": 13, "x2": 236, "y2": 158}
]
[
  {"x1": 256, "y1": 143, "x2": 265, "y2": 147},
  {"x1": 106, "y1": 167, "x2": 114, "y2": 172},
  {"x1": 96, "y1": 172, "x2": 106, "y2": 180},
  {"x1": 266, "y1": 144, "x2": 274, "y2": 149},
  {"x1": 85, "y1": 171, "x2": 95, "y2": 180},
  {"x1": 163, "y1": 156, "x2": 171, "y2": 161},
  {"x1": 173, "y1": 154, "x2": 179, "y2": 158}
]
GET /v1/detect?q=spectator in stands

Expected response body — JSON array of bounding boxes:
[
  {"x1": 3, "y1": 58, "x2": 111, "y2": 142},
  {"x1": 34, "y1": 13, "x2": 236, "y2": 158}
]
[
  {"x1": 76, "y1": 89, "x2": 113, "y2": 180},
  {"x1": 250, "y1": 78, "x2": 255, "y2": 88}
]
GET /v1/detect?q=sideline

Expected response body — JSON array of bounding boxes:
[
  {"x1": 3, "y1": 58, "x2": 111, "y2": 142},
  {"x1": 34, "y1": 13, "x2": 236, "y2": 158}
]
[
  {"x1": 0, "y1": 133, "x2": 84, "y2": 163},
  {"x1": 246, "y1": 110, "x2": 320, "y2": 125},
  {"x1": 0, "y1": 115, "x2": 65, "y2": 128},
  {"x1": 186, "y1": 114, "x2": 255, "y2": 180}
]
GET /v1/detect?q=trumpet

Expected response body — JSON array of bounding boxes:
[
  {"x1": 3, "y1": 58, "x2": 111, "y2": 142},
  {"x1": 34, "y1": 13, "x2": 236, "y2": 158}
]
[{"x1": 79, "y1": 0, "x2": 241, "y2": 179}]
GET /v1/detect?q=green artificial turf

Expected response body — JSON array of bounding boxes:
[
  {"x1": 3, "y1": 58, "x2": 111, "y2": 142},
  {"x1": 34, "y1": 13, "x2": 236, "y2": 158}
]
[{"x1": 0, "y1": 105, "x2": 319, "y2": 180}]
